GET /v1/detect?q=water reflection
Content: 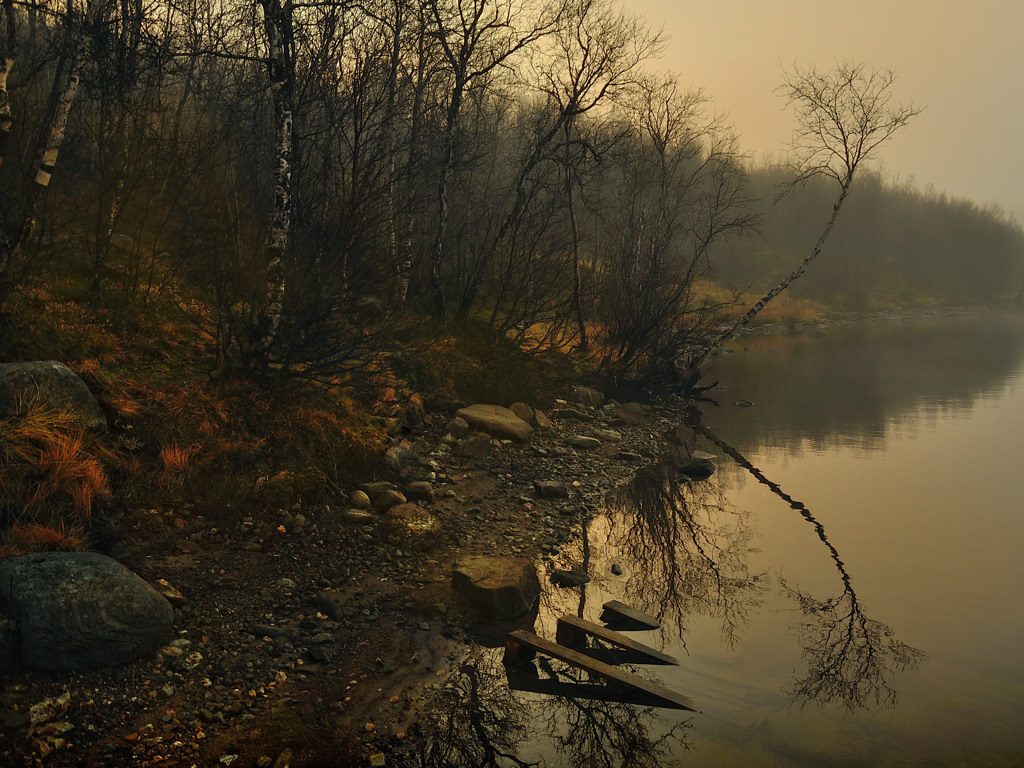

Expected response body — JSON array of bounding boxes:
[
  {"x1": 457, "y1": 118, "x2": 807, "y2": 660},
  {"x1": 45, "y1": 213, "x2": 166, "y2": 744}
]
[
  {"x1": 707, "y1": 313, "x2": 1024, "y2": 453},
  {"x1": 692, "y1": 420, "x2": 925, "y2": 708},
  {"x1": 403, "y1": 649, "x2": 537, "y2": 768},
  {"x1": 604, "y1": 449, "x2": 766, "y2": 647},
  {"x1": 402, "y1": 649, "x2": 690, "y2": 768}
]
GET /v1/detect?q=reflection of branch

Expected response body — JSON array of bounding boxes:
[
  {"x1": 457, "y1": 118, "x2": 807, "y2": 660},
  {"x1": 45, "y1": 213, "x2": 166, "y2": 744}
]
[
  {"x1": 538, "y1": 658, "x2": 692, "y2": 768},
  {"x1": 607, "y1": 452, "x2": 765, "y2": 646},
  {"x1": 691, "y1": 422, "x2": 852, "y2": 588},
  {"x1": 410, "y1": 651, "x2": 538, "y2": 768},
  {"x1": 692, "y1": 421, "x2": 924, "y2": 709}
]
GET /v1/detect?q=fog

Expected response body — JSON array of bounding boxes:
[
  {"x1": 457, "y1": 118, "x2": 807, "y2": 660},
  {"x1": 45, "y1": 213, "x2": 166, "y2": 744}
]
[{"x1": 629, "y1": 0, "x2": 1024, "y2": 220}]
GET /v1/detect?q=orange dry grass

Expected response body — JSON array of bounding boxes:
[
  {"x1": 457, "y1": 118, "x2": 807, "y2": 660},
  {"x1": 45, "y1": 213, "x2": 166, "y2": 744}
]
[
  {"x1": 0, "y1": 523, "x2": 89, "y2": 558},
  {"x1": 1, "y1": 400, "x2": 112, "y2": 528},
  {"x1": 159, "y1": 443, "x2": 201, "y2": 474}
]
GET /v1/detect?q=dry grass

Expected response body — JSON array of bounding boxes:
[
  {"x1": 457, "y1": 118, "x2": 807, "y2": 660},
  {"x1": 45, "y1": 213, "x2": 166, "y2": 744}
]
[
  {"x1": 1, "y1": 399, "x2": 113, "y2": 533},
  {"x1": 0, "y1": 522, "x2": 89, "y2": 557}
]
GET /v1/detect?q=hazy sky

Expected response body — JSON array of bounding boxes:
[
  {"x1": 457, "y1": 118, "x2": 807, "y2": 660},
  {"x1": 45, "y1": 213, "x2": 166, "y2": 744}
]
[{"x1": 629, "y1": 0, "x2": 1024, "y2": 219}]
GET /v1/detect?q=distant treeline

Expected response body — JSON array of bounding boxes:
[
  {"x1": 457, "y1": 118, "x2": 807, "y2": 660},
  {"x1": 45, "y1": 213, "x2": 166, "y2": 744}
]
[{"x1": 711, "y1": 166, "x2": 1024, "y2": 309}]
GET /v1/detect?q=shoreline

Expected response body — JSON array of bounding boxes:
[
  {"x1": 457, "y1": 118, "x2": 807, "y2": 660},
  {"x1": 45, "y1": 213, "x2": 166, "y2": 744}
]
[{"x1": 1, "y1": 392, "x2": 688, "y2": 767}]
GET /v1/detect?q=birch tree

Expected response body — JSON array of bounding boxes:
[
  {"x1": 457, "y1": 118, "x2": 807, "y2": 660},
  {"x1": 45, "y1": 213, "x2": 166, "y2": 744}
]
[
  {"x1": 0, "y1": 0, "x2": 113, "y2": 294},
  {"x1": 692, "y1": 62, "x2": 920, "y2": 366},
  {"x1": 249, "y1": 0, "x2": 295, "y2": 369}
]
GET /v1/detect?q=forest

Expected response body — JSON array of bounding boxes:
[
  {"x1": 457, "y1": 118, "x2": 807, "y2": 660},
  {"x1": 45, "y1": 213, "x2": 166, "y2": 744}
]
[{"x1": 1, "y1": 0, "x2": 1018, "y2": 388}]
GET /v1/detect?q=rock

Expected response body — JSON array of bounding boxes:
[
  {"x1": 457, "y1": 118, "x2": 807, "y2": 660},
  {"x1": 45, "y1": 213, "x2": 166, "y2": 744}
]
[
  {"x1": 592, "y1": 428, "x2": 622, "y2": 443},
  {"x1": 349, "y1": 490, "x2": 371, "y2": 509},
  {"x1": 340, "y1": 510, "x2": 377, "y2": 526},
  {"x1": 360, "y1": 481, "x2": 398, "y2": 497},
  {"x1": 153, "y1": 579, "x2": 185, "y2": 607},
  {"x1": 0, "y1": 552, "x2": 173, "y2": 671},
  {"x1": 385, "y1": 443, "x2": 413, "y2": 471},
  {"x1": 565, "y1": 435, "x2": 601, "y2": 449},
  {"x1": 0, "y1": 361, "x2": 107, "y2": 431},
  {"x1": 610, "y1": 563, "x2": 623, "y2": 576},
  {"x1": 690, "y1": 450, "x2": 716, "y2": 461},
  {"x1": 567, "y1": 385, "x2": 604, "y2": 408},
  {"x1": 531, "y1": 410, "x2": 553, "y2": 431},
  {"x1": 455, "y1": 404, "x2": 534, "y2": 443},
  {"x1": 447, "y1": 416, "x2": 470, "y2": 438},
  {"x1": 553, "y1": 407, "x2": 592, "y2": 422},
  {"x1": 404, "y1": 481, "x2": 434, "y2": 503},
  {"x1": 276, "y1": 578, "x2": 297, "y2": 589},
  {"x1": 735, "y1": 399, "x2": 754, "y2": 408},
  {"x1": 550, "y1": 570, "x2": 590, "y2": 588},
  {"x1": 312, "y1": 592, "x2": 348, "y2": 621},
  {"x1": 532, "y1": 480, "x2": 569, "y2": 499},
  {"x1": 451, "y1": 556, "x2": 540, "y2": 619},
  {"x1": 455, "y1": 434, "x2": 492, "y2": 458},
  {"x1": 615, "y1": 450, "x2": 642, "y2": 462},
  {"x1": 273, "y1": 748, "x2": 294, "y2": 768},
  {"x1": 372, "y1": 489, "x2": 406, "y2": 511},
  {"x1": 509, "y1": 402, "x2": 534, "y2": 424},
  {"x1": 678, "y1": 458, "x2": 715, "y2": 481},
  {"x1": 257, "y1": 758, "x2": 273, "y2": 768},
  {"x1": 386, "y1": 503, "x2": 439, "y2": 536},
  {"x1": 666, "y1": 424, "x2": 696, "y2": 445}
]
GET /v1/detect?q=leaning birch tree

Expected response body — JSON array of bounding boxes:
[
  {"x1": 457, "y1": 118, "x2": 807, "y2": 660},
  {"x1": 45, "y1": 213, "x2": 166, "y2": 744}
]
[{"x1": 691, "y1": 62, "x2": 920, "y2": 367}]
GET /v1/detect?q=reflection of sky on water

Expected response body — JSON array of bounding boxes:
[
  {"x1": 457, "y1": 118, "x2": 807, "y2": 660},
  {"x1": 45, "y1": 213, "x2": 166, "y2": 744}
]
[{"x1": 705, "y1": 312, "x2": 1024, "y2": 455}]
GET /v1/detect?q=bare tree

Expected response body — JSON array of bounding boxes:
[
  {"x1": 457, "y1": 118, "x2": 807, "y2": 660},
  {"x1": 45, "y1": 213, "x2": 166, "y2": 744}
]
[
  {"x1": 423, "y1": 0, "x2": 560, "y2": 318},
  {"x1": 692, "y1": 61, "x2": 920, "y2": 366}
]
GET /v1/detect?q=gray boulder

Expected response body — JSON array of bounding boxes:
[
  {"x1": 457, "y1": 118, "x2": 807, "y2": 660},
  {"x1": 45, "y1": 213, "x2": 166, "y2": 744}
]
[
  {"x1": 0, "y1": 361, "x2": 107, "y2": 431},
  {"x1": 455, "y1": 404, "x2": 534, "y2": 443},
  {"x1": 0, "y1": 552, "x2": 173, "y2": 671},
  {"x1": 452, "y1": 556, "x2": 540, "y2": 619}
]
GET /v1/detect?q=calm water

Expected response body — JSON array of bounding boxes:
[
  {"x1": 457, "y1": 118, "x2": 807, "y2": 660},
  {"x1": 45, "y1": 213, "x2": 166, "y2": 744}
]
[{"x1": 410, "y1": 311, "x2": 1024, "y2": 767}]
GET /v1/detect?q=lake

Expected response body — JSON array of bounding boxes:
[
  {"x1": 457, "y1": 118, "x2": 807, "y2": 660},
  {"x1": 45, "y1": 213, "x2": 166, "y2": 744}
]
[{"x1": 411, "y1": 310, "x2": 1024, "y2": 767}]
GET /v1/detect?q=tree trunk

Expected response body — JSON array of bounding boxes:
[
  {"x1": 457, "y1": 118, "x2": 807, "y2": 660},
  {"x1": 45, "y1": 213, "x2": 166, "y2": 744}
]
[
  {"x1": 692, "y1": 179, "x2": 852, "y2": 367},
  {"x1": 250, "y1": 0, "x2": 295, "y2": 368}
]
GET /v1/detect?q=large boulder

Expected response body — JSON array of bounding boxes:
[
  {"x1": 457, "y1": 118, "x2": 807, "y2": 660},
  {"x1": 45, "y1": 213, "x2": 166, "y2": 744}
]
[
  {"x1": 455, "y1": 404, "x2": 534, "y2": 443},
  {"x1": 0, "y1": 552, "x2": 173, "y2": 671},
  {"x1": 452, "y1": 556, "x2": 540, "y2": 619},
  {"x1": 0, "y1": 361, "x2": 107, "y2": 431}
]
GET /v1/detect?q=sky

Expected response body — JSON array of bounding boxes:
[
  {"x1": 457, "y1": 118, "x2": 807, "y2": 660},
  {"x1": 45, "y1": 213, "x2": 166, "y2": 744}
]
[{"x1": 627, "y1": 0, "x2": 1024, "y2": 220}]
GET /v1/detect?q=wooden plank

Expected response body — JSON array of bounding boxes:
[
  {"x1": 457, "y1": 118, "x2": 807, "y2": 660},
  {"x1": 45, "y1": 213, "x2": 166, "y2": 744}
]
[
  {"x1": 556, "y1": 615, "x2": 679, "y2": 666},
  {"x1": 505, "y1": 665, "x2": 688, "y2": 708},
  {"x1": 504, "y1": 630, "x2": 696, "y2": 711},
  {"x1": 600, "y1": 600, "x2": 660, "y2": 630}
]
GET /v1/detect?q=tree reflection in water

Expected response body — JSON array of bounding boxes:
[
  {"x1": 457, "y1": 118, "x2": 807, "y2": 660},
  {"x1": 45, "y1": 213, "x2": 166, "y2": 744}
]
[
  {"x1": 693, "y1": 421, "x2": 925, "y2": 709},
  {"x1": 402, "y1": 649, "x2": 690, "y2": 768},
  {"x1": 535, "y1": 657, "x2": 691, "y2": 768},
  {"x1": 605, "y1": 448, "x2": 767, "y2": 647},
  {"x1": 403, "y1": 649, "x2": 537, "y2": 768}
]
